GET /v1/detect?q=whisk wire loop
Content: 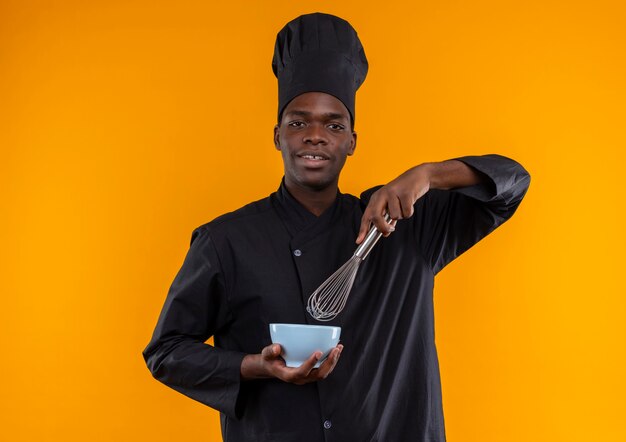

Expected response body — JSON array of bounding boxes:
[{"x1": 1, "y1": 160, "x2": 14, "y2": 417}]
[{"x1": 306, "y1": 214, "x2": 391, "y2": 321}]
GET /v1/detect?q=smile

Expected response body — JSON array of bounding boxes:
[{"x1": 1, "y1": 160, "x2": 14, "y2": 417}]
[{"x1": 297, "y1": 154, "x2": 329, "y2": 161}]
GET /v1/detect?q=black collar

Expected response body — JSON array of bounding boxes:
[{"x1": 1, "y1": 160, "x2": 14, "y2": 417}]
[{"x1": 270, "y1": 178, "x2": 344, "y2": 244}]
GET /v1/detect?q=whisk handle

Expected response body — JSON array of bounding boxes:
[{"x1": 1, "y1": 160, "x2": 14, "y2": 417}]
[{"x1": 354, "y1": 213, "x2": 392, "y2": 260}]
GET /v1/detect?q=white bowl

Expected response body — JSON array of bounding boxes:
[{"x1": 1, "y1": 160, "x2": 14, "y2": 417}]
[{"x1": 269, "y1": 323, "x2": 341, "y2": 368}]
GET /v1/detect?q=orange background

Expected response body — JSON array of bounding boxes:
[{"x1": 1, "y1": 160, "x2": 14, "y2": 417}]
[{"x1": 2, "y1": 1, "x2": 625, "y2": 441}]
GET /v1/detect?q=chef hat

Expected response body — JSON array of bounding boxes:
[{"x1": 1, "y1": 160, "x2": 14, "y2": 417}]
[{"x1": 272, "y1": 12, "x2": 369, "y2": 126}]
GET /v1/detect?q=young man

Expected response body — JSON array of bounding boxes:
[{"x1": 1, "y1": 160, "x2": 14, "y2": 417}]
[{"x1": 143, "y1": 13, "x2": 530, "y2": 441}]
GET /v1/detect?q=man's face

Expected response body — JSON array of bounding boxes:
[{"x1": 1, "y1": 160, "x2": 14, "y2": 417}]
[{"x1": 274, "y1": 92, "x2": 357, "y2": 192}]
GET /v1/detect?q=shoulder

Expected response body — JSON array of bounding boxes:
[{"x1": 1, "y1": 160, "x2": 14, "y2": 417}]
[
  {"x1": 357, "y1": 185, "x2": 384, "y2": 209},
  {"x1": 337, "y1": 190, "x2": 363, "y2": 207},
  {"x1": 190, "y1": 194, "x2": 275, "y2": 244}
]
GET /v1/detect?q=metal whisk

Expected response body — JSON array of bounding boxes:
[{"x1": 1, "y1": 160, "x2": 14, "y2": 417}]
[{"x1": 306, "y1": 214, "x2": 392, "y2": 321}]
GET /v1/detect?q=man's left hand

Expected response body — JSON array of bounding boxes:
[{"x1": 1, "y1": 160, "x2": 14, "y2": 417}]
[
  {"x1": 356, "y1": 160, "x2": 487, "y2": 244},
  {"x1": 356, "y1": 164, "x2": 431, "y2": 244}
]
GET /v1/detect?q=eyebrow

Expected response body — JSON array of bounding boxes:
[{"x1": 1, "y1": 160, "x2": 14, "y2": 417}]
[{"x1": 284, "y1": 110, "x2": 349, "y2": 121}]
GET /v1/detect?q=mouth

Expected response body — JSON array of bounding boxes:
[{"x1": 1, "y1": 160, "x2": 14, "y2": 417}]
[
  {"x1": 296, "y1": 152, "x2": 330, "y2": 169},
  {"x1": 296, "y1": 152, "x2": 330, "y2": 161}
]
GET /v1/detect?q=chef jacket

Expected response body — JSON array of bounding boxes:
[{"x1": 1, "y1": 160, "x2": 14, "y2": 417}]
[{"x1": 143, "y1": 154, "x2": 530, "y2": 442}]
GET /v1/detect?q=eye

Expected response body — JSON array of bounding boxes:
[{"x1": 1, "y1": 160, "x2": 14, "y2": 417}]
[
  {"x1": 288, "y1": 121, "x2": 305, "y2": 128},
  {"x1": 328, "y1": 123, "x2": 345, "y2": 131}
]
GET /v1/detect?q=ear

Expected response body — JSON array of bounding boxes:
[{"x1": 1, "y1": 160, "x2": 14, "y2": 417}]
[
  {"x1": 273, "y1": 124, "x2": 281, "y2": 151},
  {"x1": 347, "y1": 131, "x2": 357, "y2": 156}
]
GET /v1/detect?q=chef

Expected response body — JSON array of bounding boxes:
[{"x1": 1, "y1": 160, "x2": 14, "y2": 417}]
[{"x1": 143, "y1": 12, "x2": 530, "y2": 442}]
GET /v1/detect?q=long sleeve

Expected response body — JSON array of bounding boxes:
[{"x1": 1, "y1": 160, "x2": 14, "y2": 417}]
[
  {"x1": 414, "y1": 154, "x2": 531, "y2": 274},
  {"x1": 142, "y1": 227, "x2": 246, "y2": 418}
]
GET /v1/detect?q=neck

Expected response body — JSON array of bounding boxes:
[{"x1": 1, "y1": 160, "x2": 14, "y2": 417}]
[{"x1": 284, "y1": 179, "x2": 338, "y2": 216}]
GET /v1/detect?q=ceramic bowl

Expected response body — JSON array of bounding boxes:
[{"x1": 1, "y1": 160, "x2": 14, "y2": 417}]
[{"x1": 269, "y1": 323, "x2": 341, "y2": 368}]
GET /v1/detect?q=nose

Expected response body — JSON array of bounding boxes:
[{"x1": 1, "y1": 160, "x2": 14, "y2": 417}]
[{"x1": 303, "y1": 124, "x2": 328, "y2": 145}]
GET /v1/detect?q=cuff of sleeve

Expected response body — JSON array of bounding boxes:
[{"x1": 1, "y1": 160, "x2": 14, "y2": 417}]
[
  {"x1": 163, "y1": 347, "x2": 248, "y2": 421},
  {"x1": 215, "y1": 349, "x2": 248, "y2": 420},
  {"x1": 452, "y1": 154, "x2": 530, "y2": 204}
]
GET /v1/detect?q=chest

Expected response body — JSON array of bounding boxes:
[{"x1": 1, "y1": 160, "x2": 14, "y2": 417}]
[{"x1": 215, "y1": 214, "x2": 358, "y2": 346}]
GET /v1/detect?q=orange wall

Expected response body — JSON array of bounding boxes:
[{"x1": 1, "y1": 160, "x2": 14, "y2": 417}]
[{"x1": 1, "y1": 1, "x2": 625, "y2": 441}]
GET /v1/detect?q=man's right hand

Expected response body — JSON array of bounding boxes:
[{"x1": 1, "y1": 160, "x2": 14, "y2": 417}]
[{"x1": 240, "y1": 343, "x2": 343, "y2": 385}]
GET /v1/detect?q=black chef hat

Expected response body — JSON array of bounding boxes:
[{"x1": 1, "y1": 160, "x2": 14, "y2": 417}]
[{"x1": 272, "y1": 12, "x2": 368, "y2": 126}]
